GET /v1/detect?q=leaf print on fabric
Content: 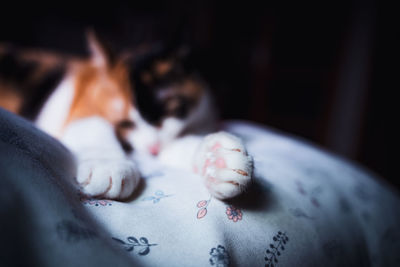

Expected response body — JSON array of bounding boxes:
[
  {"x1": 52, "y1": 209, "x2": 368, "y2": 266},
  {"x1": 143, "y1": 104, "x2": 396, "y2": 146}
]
[
  {"x1": 198, "y1": 208, "x2": 208, "y2": 219},
  {"x1": 209, "y1": 245, "x2": 229, "y2": 267},
  {"x1": 296, "y1": 180, "x2": 307, "y2": 195},
  {"x1": 226, "y1": 205, "x2": 242, "y2": 222},
  {"x1": 295, "y1": 180, "x2": 323, "y2": 208},
  {"x1": 289, "y1": 208, "x2": 314, "y2": 220},
  {"x1": 112, "y1": 236, "x2": 157, "y2": 256},
  {"x1": 196, "y1": 197, "x2": 212, "y2": 219},
  {"x1": 142, "y1": 190, "x2": 172, "y2": 204},
  {"x1": 265, "y1": 231, "x2": 289, "y2": 267},
  {"x1": 310, "y1": 186, "x2": 323, "y2": 208}
]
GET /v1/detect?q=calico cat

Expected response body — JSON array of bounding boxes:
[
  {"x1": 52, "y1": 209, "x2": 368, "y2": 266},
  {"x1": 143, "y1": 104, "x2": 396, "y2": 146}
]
[{"x1": 0, "y1": 32, "x2": 253, "y2": 200}]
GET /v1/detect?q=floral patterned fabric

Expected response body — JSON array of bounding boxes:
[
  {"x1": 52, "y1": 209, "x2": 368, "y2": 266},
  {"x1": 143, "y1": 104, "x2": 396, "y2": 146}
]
[{"x1": 1, "y1": 107, "x2": 400, "y2": 267}]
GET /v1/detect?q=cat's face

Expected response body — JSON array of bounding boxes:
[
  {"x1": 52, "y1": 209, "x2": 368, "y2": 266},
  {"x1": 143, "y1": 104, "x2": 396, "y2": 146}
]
[
  {"x1": 76, "y1": 35, "x2": 209, "y2": 156},
  {"x1": 123, "y1": 45, "x2": 206, "y2": 156},
  {"x1": 0, "y1": 33, "x2": 210, "y2": 156}
]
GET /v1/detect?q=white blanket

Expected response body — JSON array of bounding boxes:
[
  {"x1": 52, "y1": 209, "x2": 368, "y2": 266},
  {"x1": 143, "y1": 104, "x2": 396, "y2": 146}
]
[
  {"x1": 84, "y1": 121, "x2": 400, "y2": 266},
  {"x1": 1, "y1": 108, "x2": 399, "y2": 267}
]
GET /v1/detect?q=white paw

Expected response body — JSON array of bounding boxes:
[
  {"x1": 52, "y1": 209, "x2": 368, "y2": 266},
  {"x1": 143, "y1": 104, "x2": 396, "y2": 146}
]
[
  {"x1": 77, "y1": 158, "x2": 140, "y2": 200},
  {"x1": 193, "y1": 132, "x2": 253, "y2": 199}
]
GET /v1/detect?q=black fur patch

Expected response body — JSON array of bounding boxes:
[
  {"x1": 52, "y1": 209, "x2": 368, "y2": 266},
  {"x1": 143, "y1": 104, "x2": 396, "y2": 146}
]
[
  {"x1": 0, "y1": 47, "x2": 38, "y2": 88},
  {"x1": 128, "y1": 44, "x2": 196, "y2": 125},
  {"x1": 19, "y1": 65, "x2": 66, "y2": 119},
  {"x1": 0, "y1": 46, "x2": 66, "y2": 119}
]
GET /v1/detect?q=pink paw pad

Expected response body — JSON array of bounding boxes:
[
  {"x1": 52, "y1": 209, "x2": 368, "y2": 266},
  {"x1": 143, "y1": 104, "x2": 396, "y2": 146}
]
[
  {"x1": 201, "y1": 144, "x2": 227, "y2": 175},
  {"x1": 211, "y1": 142, "x2": 222, "y2": 152},
  {"x1": 215, "y1": 157, "x2": 226, "y2": 168}
]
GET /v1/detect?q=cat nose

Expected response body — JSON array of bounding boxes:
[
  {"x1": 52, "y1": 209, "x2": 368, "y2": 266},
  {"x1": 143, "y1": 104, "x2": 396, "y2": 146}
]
[{"x1": 148, "y1": 142, "x2": 161, "y2": 156}]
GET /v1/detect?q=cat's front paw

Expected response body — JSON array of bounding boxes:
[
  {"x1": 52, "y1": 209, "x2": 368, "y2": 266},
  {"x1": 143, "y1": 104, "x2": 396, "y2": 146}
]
[
  {"x1": 194, "y1": 132, "x2": 253, "y2": 199},
  {"x1": 77, "y1": 158, "x2": 140, "y2": 200}
]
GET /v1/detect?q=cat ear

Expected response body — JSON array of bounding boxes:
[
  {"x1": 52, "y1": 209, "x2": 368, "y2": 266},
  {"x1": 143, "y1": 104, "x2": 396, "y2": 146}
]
[{"x1": 86, "y1": 29, "x2": 114, "y2": 68}]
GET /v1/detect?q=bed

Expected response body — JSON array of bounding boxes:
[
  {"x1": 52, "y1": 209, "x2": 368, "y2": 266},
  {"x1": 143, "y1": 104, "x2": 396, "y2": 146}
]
[{"x1": 1, "y1": 107, "x2": 399, "y2": 267}]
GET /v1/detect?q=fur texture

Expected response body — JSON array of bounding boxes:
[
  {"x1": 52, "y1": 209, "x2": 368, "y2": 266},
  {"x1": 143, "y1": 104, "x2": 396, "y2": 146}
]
[{"x1": 0, "y1": 32, "x2": 253, "y2": 200}]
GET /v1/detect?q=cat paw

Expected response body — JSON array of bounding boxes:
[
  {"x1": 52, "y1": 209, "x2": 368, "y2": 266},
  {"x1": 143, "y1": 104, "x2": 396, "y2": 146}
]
[
  {"x1": 193, "y1": 132, "x2": 253, "y2": 199},
  {"x1": 76, "y1": 158, "x2": 140, "y2": 200}
]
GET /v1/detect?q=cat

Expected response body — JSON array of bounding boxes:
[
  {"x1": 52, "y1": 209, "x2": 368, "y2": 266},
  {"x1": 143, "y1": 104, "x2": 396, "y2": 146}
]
[{"x1": 0, "y1": 31, "x2": 253, "y2": 200}]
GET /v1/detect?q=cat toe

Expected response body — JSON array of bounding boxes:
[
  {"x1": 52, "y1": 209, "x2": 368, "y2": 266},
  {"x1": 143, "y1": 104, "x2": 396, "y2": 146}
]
[
  {"x1": 204, "y1": 157, "x2": 253, "y2": 199},
  {"x1": 77, "y1": 159, "x2": 140, "y2": 199},
  {"x1": 194, "y1": 131, "x2": 253, "y2": 199}
]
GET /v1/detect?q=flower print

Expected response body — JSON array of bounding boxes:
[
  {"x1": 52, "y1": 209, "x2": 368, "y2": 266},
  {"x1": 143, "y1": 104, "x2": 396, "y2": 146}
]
[
  {"x1": 226, "y1": 205, "x2": 242, "y2": 222},
  {"x1": 209, "y1": 245, "x2": 229, "y2": 267},
  {"x1": 79, "y1": 193, "x2": 112, "y2": 206},
  {"x1": 91, "y1": 199, "x2": 112, "y2": 206},
  {"x1": 289, "y1": 208, "x2": 314, "y2": 220}
]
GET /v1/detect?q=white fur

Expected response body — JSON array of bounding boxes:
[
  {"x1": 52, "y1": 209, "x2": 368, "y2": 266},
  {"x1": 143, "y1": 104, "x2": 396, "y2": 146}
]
[
  {"x1": 127, "y1": 89, "x2": 216, "y2": 155},
  {"x1": 193, "y1": 132, "x2": 253, "y2": 199},
  {"x1": 127, "y1": 109, "x2": 160, "y2": 154},
  {"x1": 35, "y1": 76, "x2": 75, "y2": 137},
  {"x1": 127, "y1": 110, "x2": 188, "y2": 155},
  {"x1": 61, "y1": 117, "x2": 140, "y2": 199},
  {"x1": 157, "y1": 132, "x2": 253, "y2": 198},
  {"x1": 127, "y1": 89, "x2": 252, "y2": 199},
  {"x1": 35, "y1": 76, "x2": 252, "y2": 200},
  {"x1": 158, "y1": 134, "x2": 202, "y2": 170},
  {"x1": 159, "y1": 117, "x2": 185, "y2": 145},
  {"x1": 157, "y1": 131, "x2": 254, "y2": 199},
  {"x1": 35, "y1": 77, "x2": 140, "y2": 199}
]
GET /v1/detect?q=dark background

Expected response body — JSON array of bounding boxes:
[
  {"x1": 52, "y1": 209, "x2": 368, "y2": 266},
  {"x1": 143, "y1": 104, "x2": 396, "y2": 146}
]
[{"x1": 0, "y1": 1, "x2": 395, "y2": 188}]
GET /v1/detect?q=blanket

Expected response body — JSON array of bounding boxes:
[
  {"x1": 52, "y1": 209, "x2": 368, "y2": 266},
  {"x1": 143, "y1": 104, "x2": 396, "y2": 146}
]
[{"x1": 1, "y1": 107, "x2": 399, "y2": 267}]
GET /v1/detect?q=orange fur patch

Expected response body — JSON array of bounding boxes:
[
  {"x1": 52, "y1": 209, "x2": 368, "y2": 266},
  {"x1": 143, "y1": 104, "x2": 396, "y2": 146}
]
[
  {"x1": 0, "y1": 86, "x2": 22, "y2": 113},
  {"x1": 154, "y1": 60, "x2": 173, "y2": 77},
  {"x1": 64, "y1": 59, "x2": 134, "y2": 130},
  {"x1": 181, "y1": 78, "x2": 204, "y2": 99}
]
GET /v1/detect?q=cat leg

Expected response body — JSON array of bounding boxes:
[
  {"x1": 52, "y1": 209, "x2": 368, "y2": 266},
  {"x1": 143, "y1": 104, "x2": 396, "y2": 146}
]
[
  {"x1": 193, "y1": 132, "x2": 253, "y2": 199},
  {"x1": 61, "y1": 116, "x2": 140, "y2": 199},
  {"x1": 157, "y1": 135, "x2": 202, "y2": 171}
]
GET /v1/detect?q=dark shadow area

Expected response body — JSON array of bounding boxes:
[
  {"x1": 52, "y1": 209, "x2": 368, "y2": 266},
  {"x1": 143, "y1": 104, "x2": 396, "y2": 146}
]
[
  {"x1": 225, "y1": 176, "x2": 275, "y2": 212},
  {"x1": 124, "y1": 176, "x2": 147, "y2": 202},
  {"x1": 0, "y1": 0, "x2": 394, "y2": 188}
]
